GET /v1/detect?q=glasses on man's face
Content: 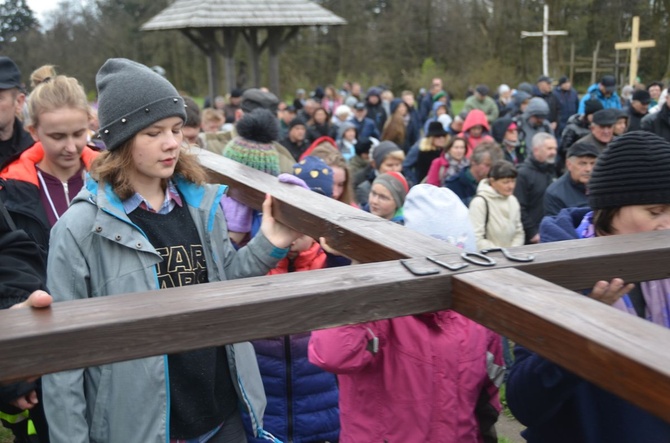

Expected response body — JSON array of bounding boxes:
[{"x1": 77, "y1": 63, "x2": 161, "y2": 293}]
[{"x1": 370, "y1": 190, "x2": 392, "y2": 202}]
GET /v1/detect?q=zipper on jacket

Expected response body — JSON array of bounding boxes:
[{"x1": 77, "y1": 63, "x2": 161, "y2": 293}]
[
  {"x1": 284, "y1": 335, "x2": 294, "y2": 442},
  {"x1": 62, "y1": 181, "x2": 70, "y2": 206}
]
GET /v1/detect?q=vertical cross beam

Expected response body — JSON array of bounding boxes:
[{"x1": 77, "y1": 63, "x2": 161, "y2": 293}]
[
  {"x1": 615, "y1": 16, "x2": 656, "y2": 86},
  {"x1": 521, "y1": 5, "x2": 568, "y2": 76}
]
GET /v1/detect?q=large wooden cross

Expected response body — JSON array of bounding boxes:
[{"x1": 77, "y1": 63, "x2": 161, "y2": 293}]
[
  {"x1": 615, "y1": 16, "x2": 656, "y2": 86},
  {"x1": 2, "y1": 148, "x2": 670, "y2": 424},
  {"x1": 520, "y1": 5, "x2": 568, "y2": 76}
]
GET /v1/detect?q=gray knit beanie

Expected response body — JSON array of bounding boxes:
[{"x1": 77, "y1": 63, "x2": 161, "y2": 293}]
[
  {"x1": 588, "y1": 131, "x2": 670, "y2": 210},
  {"x1": 371, "y1": 141, "x2": 401, "y2": 170},
  {"x1": 372, "y1": 172, "x2": 409, "y2": 209},
  {"x1": 96, "y1": 58, "x2": 186, "y2": 151}
]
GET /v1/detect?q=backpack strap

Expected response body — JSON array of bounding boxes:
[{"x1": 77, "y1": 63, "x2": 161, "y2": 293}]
[
  {"x1": 473, "y1": 195, "x2": 489, "y2": 239},
  {"x1": 0, "y1": 197, "x2": 17, "y2": 232}
]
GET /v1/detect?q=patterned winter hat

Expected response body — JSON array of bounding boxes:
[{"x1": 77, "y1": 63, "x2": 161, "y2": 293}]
[
  {"x1": 292, "y1": 156, "x2": 333, "y2": 197},
  {"x1": 222, "y1": 108, "x2": 280, "y2": 176}
]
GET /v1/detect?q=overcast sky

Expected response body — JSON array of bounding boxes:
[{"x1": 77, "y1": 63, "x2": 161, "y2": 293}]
[{"x1": 26, "y1": 0, "x2": 59, "y2": 23}]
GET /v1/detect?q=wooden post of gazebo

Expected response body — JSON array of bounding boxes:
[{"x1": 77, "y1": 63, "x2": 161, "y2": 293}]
[{"x1": 141, "y1": 0, "x2": 346, "y2": 99}]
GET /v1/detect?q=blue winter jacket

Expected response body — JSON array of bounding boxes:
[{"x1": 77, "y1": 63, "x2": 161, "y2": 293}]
[
  {"x1": 445, "y1": 166, "x2": 477, "y2": 207},
  {"x1": 507, "y1": 207, "x2": 670, "y2": 443},
  {"x1": 552, "y1": 87, "x2": 580, "y2": 132},
  {"x1": 245, "y1": 334, "x2": 340, "y2": 443},
  {"x1": 349, "y1": 116, "x2": 380, "y2": 144},
  {"x1": 577, "y1": 83, "x2": 622, "y2": 114},
  {"x1": 508, "y1": 344, "x2": 670, "y2": 443}
]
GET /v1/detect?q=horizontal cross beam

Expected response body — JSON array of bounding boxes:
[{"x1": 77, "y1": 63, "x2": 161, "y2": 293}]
[
  {"x1": 2, "y1": 231, "x2": 670, "y2": 425},
  {"x1": 615, "y1": 41, "x2": 656, "y2": 50},
  {"x1": 3, "y1": 151, "x2": 670, "y2": 426},
  {"x1": 194, "y1": 148, "x2": 461, "y2": 261},
  {"x1": 453, "y1": 267, "x2": 670, "y2": 423}
]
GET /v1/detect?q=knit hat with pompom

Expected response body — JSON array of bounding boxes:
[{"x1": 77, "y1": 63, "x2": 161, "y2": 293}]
[{"x1": 222, "y1": 108, "x2": 281, "y2": 176}]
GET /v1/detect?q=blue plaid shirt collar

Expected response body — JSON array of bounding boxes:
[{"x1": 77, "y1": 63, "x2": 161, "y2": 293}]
[{"x1": 122, "y1": 180, "x2": 183, "y2": 215}]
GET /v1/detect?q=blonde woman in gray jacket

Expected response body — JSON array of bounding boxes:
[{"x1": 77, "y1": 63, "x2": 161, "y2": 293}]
[
  {"x1": 469, "y1": 160, "x2": 525, "y2": 250},
  {"x1": 42, "y1": 59, "x2": 299, "y2": 443}
]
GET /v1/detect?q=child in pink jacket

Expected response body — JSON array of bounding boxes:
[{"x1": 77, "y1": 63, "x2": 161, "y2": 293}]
[{"x1": 308, "y1": 185, "x2": 504, "y2": 443}]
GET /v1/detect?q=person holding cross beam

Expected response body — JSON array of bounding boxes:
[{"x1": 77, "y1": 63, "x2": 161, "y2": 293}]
[
  {"x1": 0, "y1": 196, "x2": 52, "y2": 443},
  {"x1": 507, "y1": 131, "x2": 670, "y2": 442},
  {"x1": 41, "y1": 58, "x2": 301, "y2": 443}
]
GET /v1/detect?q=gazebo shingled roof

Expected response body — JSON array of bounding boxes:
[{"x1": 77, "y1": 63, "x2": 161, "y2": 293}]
[
  {"x1": 141, "y1": 0, "x2": 346, "y2": 98},
  {"x1": 141, "y1": 0, "x2": 346, "y2": 29}
]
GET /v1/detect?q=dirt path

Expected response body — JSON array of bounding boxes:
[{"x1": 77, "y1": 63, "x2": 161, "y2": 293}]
[{"x1": 497, "y1": 413, "x2": 526, "y2": 442}]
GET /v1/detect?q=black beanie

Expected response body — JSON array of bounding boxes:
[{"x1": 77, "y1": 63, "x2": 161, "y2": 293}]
[
  {"x1": 96, "y1": 58, "x2": 186, "y2": 151},
  {"x1": 588, "y1": 131, "x2": 670, "y2": 210}
]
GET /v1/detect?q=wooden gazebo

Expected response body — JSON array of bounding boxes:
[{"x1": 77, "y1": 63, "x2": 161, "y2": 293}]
[{"x1": 141, "y1": 0, "x2": 346, "y2": 99}]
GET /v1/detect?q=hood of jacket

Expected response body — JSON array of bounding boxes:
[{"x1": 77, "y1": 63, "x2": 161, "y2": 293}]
[
  {"x1": 523, "y1": 97, "x2": 550, "y2": 119},
  {"x1": 476, "y1": 178, "x2": 508, "y2": 202},
  {"x1": 432, "y1": 101, "x2": 447, "y2": 113},
  {"x1": 462, "y1": 109, "x2": 490, "y2": 133},
  {"x1": 403, "y1": 184, "x2": 477, "y2": 251},
  {"x1": 491, "y1": 116, "x2": 514, "y2": 143},
  {"x1": 539, "y1": 206, "x2": 591, "y2": 243},
  {"x1": 337, "y1": 121, "x2": 357, "y2": 140}
]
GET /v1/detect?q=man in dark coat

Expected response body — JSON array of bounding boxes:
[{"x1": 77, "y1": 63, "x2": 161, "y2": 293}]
[
  {"x1": 365, "y1": 87, "x2": 387, "y2": 133},
  {"x1": 544, "y1": 141, "x2": 598, "y2": 216},
  {"x1": 349, "y1": 102, "x2": 380, "y2": 144},
  {"x1": 552, "y1": 76, "x2": 579, "y2": 138},
  {"x1": 0, "y1": 57, "x2": 34, "y2": 170},
  {"x1": 641, "y1": 88, "x2": 670, "y2": 142},
  {"x1": 534, "y1": 76, "x2": 561, "y2": 132},
  {"x1": 279, "y1": 118, "x2": 310, "y2": 161},
  {"x1": 513, "y1": 133, "x2": 557, "y2": 244},
  {"x1": 556, "y1": 99, "x2": 603, "y2": 175},
  {"x1": 419, "y1": 78, "x2": 444, "y2": 125},
  {"x1": 577, "y1": 109, "x2": 617, "y2": 153},
  {"x1": 626, "y1": 89, "x2": 650, "y2": 133}
]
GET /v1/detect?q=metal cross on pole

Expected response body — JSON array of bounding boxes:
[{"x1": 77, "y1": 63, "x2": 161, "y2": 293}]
[
  {"x1": 615, "y1": 16, "x2": 656, "y2": 86},
  {"x1": 521, "y1": 4, "x2": 568, "y2": 76}
]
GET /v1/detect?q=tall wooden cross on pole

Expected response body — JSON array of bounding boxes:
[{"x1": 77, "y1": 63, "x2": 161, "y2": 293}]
[
  {"x1": 615, "y1": 16, "x2": 656, "y2": 86},
  {"x1": 521, "y1": 4, "x2": 568, "y2": 76},
  {"x1": 2, "y1": 150, "x2": 670, "y2": 423}
]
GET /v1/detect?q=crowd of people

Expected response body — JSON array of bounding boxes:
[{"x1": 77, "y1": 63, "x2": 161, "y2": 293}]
[{"x1": 1, "y1": 53, "x2": 670, "y2": 443}]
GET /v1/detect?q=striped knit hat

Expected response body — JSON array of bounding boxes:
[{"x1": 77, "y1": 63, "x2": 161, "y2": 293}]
[
  {"x1": 588, "y1": 131, "x2": 670, "y2": 210},
  {"x1": 222, "y1": 108, "x2": 280, "y2": 177},
  {"x1": 373, "y1": 171, "x2": 409, "y2": 209}
]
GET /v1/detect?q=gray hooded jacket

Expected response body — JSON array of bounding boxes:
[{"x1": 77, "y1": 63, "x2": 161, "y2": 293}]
[
  {"x1": 43, "y1": 176, "x2": 283, "y2": 443},
  {"x1": 519, "y1": 97, "x2": 554, "y2": 149}
]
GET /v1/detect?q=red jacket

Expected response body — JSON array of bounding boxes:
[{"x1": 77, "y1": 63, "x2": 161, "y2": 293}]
[
  {"x1": 458, "y1": 109, "x2": 494, "y2": 158},
  {"x1": 0, "y1": 142, "x2": 98, "y2": 186},
  {"x1": 268, "y1": 241, "x2": 326, "y2": 274}
]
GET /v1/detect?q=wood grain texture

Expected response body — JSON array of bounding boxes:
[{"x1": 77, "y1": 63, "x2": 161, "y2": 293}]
[
  {"x1": 452, "y1": 267, "x2": 670, "y2": 423},
  {"x1": 2, "y1": 230, "x2": 670, "y2": 385},
  {"x1": 194, "y1": 148, "x2": 460, "y2": 261},
  {"x1": 2, "y1": 149, "x2": 670, "y2": 425},
  {"x1": 0, "y1": 260, "x2": 455, "y2": 382},
  {"x1": 476, "y1": 230, "x2": 670, "y2": 289}
]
